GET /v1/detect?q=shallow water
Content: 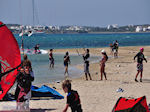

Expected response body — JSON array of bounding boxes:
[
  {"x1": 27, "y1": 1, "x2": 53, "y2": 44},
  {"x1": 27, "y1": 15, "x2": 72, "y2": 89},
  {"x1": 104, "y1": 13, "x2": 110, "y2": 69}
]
[{"x1": 23, "y1": 54, "x2": 99, "y2": 85}]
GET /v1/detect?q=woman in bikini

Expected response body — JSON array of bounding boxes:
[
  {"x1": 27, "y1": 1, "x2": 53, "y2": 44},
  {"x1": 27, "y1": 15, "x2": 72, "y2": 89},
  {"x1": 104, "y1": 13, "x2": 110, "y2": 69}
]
[{"x1": 100, "y1": 49, "x2": 108, "y2": 80}]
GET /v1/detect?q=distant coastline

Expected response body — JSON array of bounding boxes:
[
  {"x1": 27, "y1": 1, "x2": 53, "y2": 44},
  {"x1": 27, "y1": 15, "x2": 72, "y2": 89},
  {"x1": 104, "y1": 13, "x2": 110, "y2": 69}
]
[{"x1": 6, "y1": 24, "x2": 150, "y2": 34}]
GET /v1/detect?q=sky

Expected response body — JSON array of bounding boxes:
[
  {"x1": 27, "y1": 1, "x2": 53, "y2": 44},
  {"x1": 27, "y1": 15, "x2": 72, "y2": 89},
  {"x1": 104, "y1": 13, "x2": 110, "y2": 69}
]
[{"x1": 0, "y1": 0, "x2": 150, "y2": 27}]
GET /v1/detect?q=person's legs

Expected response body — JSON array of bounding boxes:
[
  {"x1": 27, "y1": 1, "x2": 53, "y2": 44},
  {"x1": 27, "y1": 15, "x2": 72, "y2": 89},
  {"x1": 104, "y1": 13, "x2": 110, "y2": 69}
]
[
  {"x1": 100, "y1": 66, "x2": 104, "y2": 80},
  {"x1": 135, "y1": 71, "x2": 140, "y2": 82},
  {"x1": 140, "y1": 71, "x2": 143, "y2": 82},
  {"x1": 49, "y1": 60, "x2": 52, "y2": 68},
  {"x1": 103, "y1": 66, "x2": 107, "y2": 80},
  {"x1": 88, "y1": 73, "x2": 92, "y2": 80},
  {"x1": 86, "y1": 64, "x2": 92, "y2": 80},
  {"x1": 64, "y1": 66, "x2": 68, "y2": 76},
  {"x1": 52, "y1": 62, "x2": 54, "y2": 68},
  {"x1": 84, "y1": 63, "x2": 88, "y2": 80},
  {"x1": 85, "y1": 73, "x2": 88, "y2": 80},
  {"x1": 51, "y1": 59, "x2": 54, "y2": 68}
]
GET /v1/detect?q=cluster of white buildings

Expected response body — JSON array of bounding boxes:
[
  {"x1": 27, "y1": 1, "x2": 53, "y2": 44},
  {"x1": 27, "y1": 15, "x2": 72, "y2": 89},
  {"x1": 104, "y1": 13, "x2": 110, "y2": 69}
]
[
  {"x1": 8, "y1": 24, "x2": 150, "y2": 33},
  {"x1": 135, "y1": 26, "x2": 150, "y2": 32},
  {"x1": 107, "y1": 24, "x2": 118, "y2": 30}
]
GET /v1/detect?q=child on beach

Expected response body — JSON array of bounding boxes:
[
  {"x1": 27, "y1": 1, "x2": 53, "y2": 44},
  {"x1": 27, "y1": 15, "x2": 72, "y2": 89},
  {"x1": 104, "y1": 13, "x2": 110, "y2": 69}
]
[
  {"x1": 134, "y1": 48, "x2": 147, "y2": 82},
  {"x1": 100, "y1": 49, "x2": 108, "y2": 80},
  {"x1": 62, "y1": 80, "x2": 82, "y2": 112},
  {"x1": 64, "y1": 52, "x2": 71, "y2": 78},
  {"x1": 82, "y1": 49, "x2": 92, "y2": 80}
]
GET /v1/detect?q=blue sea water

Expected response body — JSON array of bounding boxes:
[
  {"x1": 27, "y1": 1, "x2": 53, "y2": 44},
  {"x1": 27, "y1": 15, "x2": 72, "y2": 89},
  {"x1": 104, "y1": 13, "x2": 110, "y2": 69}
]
[
  {"x1": 14, "y1": 33, "x2": 150, "y2": 84},
  {"x1": 14, "y1": 33, "x2": 150, "y2": 49}
]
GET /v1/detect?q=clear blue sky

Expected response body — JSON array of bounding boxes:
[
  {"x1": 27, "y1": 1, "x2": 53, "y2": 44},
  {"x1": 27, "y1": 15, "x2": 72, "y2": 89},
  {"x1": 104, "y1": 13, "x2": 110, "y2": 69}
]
[{"x1": 0, "y1": 0, "x2": 150, "y2": 26}]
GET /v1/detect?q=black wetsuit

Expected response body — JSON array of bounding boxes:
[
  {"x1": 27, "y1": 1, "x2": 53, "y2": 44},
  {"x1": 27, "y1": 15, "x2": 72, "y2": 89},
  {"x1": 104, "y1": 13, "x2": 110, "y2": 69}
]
[
  {"x1": 134, "y1": 52, "x2": 147, "y2": 64},
  {"x1": 83, "y1": 53, "x2": 90, "y2": 65},
  {"x1": 67, "y1": 90, "x2": 82, "y2": 112},
  {"x1": 64, "y1": 55, "x2": 70, "y2": 66}
]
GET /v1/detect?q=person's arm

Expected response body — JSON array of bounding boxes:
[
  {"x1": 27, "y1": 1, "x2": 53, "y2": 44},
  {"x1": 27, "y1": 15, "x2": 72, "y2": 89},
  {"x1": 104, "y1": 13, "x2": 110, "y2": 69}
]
[
  {"x1": 134, "y1": 53, "x2": 139, "y2": 60},
  {"x1": 62, "y1": 104, "x2": 69, "y2": 112},
  {"x1": 64, "y1": 56, "x2": 67, "y2": 61},
  {"x1": 143, "y1": 55, "x2": 147, "y2": 63}
]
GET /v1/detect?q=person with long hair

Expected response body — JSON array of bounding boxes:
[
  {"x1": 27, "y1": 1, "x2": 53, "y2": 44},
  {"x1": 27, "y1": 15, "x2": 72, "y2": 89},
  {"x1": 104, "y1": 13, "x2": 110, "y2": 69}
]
[{"x1": 100, "y1": 49, "x2": 108, "y2": 80}]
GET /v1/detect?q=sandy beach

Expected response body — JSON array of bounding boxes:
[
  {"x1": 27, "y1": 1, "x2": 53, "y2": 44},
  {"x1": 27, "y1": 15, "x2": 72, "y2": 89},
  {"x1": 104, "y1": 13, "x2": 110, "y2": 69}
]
[{"x1": 1, "y1": 46, "x2": 150, "y2": 112}]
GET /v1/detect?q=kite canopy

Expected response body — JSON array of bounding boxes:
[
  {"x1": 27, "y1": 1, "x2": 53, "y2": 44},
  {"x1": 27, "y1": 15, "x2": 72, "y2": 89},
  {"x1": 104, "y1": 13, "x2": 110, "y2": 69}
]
[
  {"x1": 31, "y1": 85, "x2": 64, "y2": 99},
  {"x1": 112, "y1": 96, "x2": 149, "y2": 112},
  {"x1": 0, "y1": 21, "x2": 21, "y2": 100}
]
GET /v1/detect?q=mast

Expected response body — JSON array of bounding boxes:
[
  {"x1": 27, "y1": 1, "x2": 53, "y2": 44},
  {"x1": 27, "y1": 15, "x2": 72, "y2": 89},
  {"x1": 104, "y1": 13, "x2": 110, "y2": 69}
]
[
  {"x1": 32, "y1": 0, "x2": 35, "y2": 26},
  {"x1": 19, "y1": 0, "x2": 24, "y2": 55}
]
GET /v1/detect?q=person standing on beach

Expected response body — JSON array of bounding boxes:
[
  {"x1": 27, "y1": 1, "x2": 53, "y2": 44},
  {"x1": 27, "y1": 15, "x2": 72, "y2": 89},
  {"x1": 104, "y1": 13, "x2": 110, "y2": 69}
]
[
  {"x1": 100, "y1": 49, "x2": 108, "y2": 80},
  {"x1": 134, "y1": 48, "x2": 147, "y2": 82},
  {"x1": 62, "y1": 80, "x2": 82, "y2": 112},
  {"x1": 64, "y1": 52, "x2": 71, "y2": 78},
  {"x1": 15, "y1": 66, "x2": 34, "y2": 111},
  {"x1": 82, "y1": 49, "x2": 92, "y2": 80},
  {"x1": 49, "y1": 49, "x2": 54, "y2": 68},
  {"x1": 113, "y1": 40, "x2": 119, "y2": 58}
]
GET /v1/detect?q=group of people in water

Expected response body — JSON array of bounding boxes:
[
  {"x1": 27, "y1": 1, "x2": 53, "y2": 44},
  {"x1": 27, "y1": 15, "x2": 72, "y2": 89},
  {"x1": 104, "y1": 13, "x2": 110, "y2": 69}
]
[{"x1": 48, "y1": 47, "x2": 109, "y2": 81}]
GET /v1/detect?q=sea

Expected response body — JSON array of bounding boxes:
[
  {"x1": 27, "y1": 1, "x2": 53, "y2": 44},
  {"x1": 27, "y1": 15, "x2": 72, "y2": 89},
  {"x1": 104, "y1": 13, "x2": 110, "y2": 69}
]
[{"x1": 14, "y1": 32, "x2": 150, "y2": 85}]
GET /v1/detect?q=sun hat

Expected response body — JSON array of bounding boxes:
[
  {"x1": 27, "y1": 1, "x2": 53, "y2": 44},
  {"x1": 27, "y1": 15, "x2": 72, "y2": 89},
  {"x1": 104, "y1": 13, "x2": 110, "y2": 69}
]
[{"x1": 101, "y1": 49, "x2": 106, "y2": 53}]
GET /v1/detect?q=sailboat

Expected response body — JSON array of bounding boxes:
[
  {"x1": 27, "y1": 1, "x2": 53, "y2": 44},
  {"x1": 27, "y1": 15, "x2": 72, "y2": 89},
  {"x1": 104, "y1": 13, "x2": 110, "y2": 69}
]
[{"x1": 19, "y1": 0, "x2": 47, "y2": 55}]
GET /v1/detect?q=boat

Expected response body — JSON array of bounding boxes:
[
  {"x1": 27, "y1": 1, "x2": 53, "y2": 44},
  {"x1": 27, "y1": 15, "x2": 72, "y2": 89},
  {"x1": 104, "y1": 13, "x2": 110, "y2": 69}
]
[{"x1": 19, "y1": 30, "x2": 33, "y2": 37}]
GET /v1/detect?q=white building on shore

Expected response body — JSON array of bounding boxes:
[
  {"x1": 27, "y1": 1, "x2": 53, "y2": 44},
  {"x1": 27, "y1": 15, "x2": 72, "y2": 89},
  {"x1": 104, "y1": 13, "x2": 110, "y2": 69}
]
[{"x1": 136, "y1": 26, "x2": 142, "y2": 32}]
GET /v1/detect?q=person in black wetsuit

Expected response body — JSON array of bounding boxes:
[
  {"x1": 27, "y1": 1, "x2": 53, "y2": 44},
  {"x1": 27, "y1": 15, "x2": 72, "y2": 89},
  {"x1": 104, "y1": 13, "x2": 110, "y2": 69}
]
[
  {"x1": 64, "y1": 52, "x2": 71, "y2": 78},
  {"x1": 82, "y1": 49, "x2": 92, "y2": 80},
  {"x1": 34, "y1": 44, "x2": 40, "y2": 54},
  {"x1": 62, "y1": 80, "x2": 82, "y2": 112},
  {"x1": 134, "y1": 48, "x2": 147, "y2": 82},
  {"x1": 49, "y1": 49, "x2": 54, "y2": 68}
]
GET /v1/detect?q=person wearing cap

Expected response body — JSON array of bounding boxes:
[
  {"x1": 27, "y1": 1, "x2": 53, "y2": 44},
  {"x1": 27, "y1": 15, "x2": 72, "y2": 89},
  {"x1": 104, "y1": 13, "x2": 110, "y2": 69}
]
[
  {"x1": 100, "y1": 49, "x2": 108, "y2": 80},
  {"x1": 134, "y1": 48, "x2": 147, "y2": 82}
]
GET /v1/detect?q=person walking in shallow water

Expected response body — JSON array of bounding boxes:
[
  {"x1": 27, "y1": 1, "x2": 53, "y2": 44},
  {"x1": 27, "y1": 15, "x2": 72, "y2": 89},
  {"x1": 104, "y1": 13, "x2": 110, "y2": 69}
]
[
  {"x1": 134, "y1": 48, "x2": 147, "y2": 82},
  {"x1": 49, "y1": 49, "x2": 54, "y2": 68},
  {"x1": 82, "y1": 49, "x2": 92, "y2": 80},
  {"x1": 64, "y1": 52, "x2": 71, "y2": 78},
  {"x1": 100, "y1": 49, "x2": 108, "y2": 80}
]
